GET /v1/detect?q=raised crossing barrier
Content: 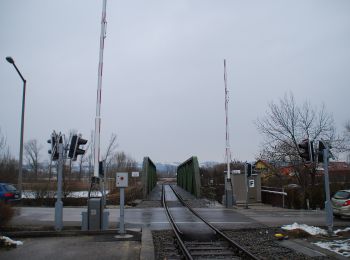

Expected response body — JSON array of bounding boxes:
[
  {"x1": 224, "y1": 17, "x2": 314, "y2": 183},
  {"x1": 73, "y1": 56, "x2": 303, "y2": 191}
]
[
  {"x1": 177, "y1": 156, "x2": 201, "y2": 198},
  {"x1": 142, "y1": 157, "x2": 157, "y2": 198}
]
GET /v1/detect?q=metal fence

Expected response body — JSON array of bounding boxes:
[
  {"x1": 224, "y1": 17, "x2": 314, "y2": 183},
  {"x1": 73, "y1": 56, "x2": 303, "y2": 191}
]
[
  {"x1": 142, "y1": 157, "x2": 157, "y2": 198},
  {"x1": 177, "y1": 156, "x2": 201, "y2": 198}
]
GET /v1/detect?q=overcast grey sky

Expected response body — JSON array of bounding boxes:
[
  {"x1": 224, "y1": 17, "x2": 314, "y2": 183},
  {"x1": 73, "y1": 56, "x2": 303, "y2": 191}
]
[{"x1": 1, "y1": 0, "x2": 349, "y2": 164}]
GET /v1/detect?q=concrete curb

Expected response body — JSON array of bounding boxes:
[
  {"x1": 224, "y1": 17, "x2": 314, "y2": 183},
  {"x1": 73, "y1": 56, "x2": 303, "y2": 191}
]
[
  {"x1": 2, "y1": 229, "x2": 141, "y2": 240},
  {"x1": 140, "y1": 227, "x2": 155, "y2": 260}
]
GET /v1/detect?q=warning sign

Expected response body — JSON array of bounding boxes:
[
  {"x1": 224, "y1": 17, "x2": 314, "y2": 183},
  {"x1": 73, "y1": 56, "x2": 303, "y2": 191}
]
[{"x1": 116, "y1": 172, "x2": 128, "y2": 187}]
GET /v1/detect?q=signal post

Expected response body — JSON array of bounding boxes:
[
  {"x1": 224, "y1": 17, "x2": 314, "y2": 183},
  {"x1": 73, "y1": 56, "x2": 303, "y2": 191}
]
[
  {"x1": 47, "y1": 131, "x2": 64, "y2": 231},
  {"x1": 319, "y1": 141, "x2": 334, "y2": 235},
  {"x1": 298, "y1": 138, "x2": 334, "y2": 236}
]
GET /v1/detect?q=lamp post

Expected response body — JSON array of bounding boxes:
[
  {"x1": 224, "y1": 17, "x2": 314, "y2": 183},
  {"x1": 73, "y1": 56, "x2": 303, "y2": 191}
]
[{"x1": 6, "y1": 56, "x2": 26, "y2": 197}]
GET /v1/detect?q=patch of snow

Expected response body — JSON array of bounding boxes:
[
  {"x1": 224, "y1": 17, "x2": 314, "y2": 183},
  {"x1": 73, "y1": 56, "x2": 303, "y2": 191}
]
[
  {"x1": 334, "y1": 227, "x2": 350, "y2": 234},
  {"x1": 0, "y1": 236, "x2": 23, "y2": 246},
  {"x1": 281, "y1": 222, "x2": 328, "y2": 236},
  {"x1": 314, "y1": 239, "x2": 350, "y2": 257},
  {"x1": 67, "y1": 191, "x2": 89, "y2": 198},
  {"x1": 22, "y1": 191, "x2": 36, "y2": 199},
  {"x1": 22, "y1": 190, "x2": 109, "y2": 199}
]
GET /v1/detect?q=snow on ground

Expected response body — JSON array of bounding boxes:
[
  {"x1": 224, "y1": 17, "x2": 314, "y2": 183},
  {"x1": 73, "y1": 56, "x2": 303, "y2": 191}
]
[
  {"x1": 281, "y1": 222, "x2": 328, "y2": 235},
  {"x1": 281, "y1": 223, "x2": 350, "y2": 257},
  {"x1": 22, "y1": 190, "x2": 109, "y2": 199},
  {"x1": 0, "y1": 236, "x2": 23, "y2": 246},
  {"x1": 334, "y1": 227, "x2": 350, "y2": 234},
  {"x1": 313, "y1": 239, "x2": 350, "y2": 257}
]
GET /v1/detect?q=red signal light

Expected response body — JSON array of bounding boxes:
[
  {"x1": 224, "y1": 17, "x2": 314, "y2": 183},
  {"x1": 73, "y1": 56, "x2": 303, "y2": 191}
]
[
  {"x1": 4, "y1": 192, "x2": 14, "y2": 198},
  {"x1": 342, "y1": 200, "x2": 350, "y2": 206}
]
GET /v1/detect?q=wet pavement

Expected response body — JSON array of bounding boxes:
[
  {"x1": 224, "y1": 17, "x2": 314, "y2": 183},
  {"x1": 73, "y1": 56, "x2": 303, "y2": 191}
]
[
  {"x1": 9, "y1": 184, "x2": 350, "y2": 231},
  {"x1": 10, "y1": 206, "x2": 262, "y2": 230},
  {"x1": 3, "y1": 185, "x2": 350, "y2": 260},
  {"x1": 164, "y1": 185, "x2": 216, "y2": 240},
  {"x1": 0, "y1": 234, "x2": 140, "y2": 260}
]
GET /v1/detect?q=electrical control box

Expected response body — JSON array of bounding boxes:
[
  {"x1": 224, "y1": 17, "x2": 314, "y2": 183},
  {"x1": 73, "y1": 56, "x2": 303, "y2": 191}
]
[
  {"x1": 88, "y1": 198, "x2": 102, "y2": 230},
  {"x1": 116, "y1": 172, "x2": 128, "y2": 187}
]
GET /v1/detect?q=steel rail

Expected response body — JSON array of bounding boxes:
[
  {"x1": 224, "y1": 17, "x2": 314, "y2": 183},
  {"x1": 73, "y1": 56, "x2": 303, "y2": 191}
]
[
  {"x1": 162, "y1": 185, "x2": 193, "y2": 260},
  {"x1": 169, "y1": 184, "x2": 259, "y2": 260}
]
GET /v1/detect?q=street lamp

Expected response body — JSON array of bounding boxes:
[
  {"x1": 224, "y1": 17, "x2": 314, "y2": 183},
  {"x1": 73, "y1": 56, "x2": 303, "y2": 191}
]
[{"x1": 6, "y1": 56, "x2": 26, "y2": 197}]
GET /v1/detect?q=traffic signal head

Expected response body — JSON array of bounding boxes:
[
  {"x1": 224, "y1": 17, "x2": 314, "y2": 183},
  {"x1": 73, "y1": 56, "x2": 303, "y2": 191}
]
[
  {"x1": 68, "y1": 134, "x2": 87, "y2": 161},
  {"x1": 298, "y1": 139, "x2": 314, "y2": 162},
  {"x1": 318, "y1": 140, "x2": 333, "y2": 162},
  {"x1": 318, "y1": 141, "x2": 325, "y2": 163},
  {"x1": 246, "y1": 163, "x2": 252, "y2": 177},
  {"x1": 68, "y1": 135, "x2": 77, "y2": 159},
  {"x1": 99, "y1": 161, "x2": 104, "y2": 177},
  {"x1": 47, "y1": 135, "x2": 59, "y2": 160}
]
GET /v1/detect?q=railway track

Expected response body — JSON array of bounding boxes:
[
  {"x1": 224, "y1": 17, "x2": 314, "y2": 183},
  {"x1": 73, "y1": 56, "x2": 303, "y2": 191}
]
[{"x1": 162, "y1": 184, "x2": 259, "y2": 260}]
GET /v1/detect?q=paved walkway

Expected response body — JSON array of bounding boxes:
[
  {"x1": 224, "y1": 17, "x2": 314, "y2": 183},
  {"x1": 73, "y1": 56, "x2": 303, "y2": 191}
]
[
  {"x1": 0, "y1": 235, "x2": 140, "y2": 260},
  {"x1": 235, "y1": 204, "x2": 350, "y2": 228}
]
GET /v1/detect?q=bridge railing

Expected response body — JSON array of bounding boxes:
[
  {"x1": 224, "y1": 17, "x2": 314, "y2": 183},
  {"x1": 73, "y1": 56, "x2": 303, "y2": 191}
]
[
  {"x1": 142, "y1": 157, "x2": 157, "y2": 198},
  {"x1": 177, "y1": 156, "x2": 201, "y2": 198}
]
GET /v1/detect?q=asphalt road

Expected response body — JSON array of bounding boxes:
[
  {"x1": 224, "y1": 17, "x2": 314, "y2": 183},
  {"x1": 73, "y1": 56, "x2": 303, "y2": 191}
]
[
  {"x1": 9, "y1": 204, "x2": 350, "y2": 231},
  {"x1": 4, "y1": 204, "x2": 350, "y2": 260}
]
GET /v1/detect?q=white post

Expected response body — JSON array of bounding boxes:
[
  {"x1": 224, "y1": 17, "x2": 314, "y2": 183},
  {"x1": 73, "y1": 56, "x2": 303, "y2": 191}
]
[
  {"x1": 94, "y1": 0, "x2": 107, "y2": 178},
  {"x1": 224, "y1": 59, "x2": 231, "y2": 181},
  {"x1": 223, "y1": 59, "x2": 234, "y2": 207}
]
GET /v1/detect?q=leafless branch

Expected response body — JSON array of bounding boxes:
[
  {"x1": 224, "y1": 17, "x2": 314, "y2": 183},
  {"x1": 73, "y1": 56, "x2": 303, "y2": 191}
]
[{"x1": 256, "y1": 92, "x2": 338, "y2": 164}]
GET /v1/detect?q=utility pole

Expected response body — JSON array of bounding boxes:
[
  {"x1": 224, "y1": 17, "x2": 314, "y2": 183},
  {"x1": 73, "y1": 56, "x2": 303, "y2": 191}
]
[{"x1": 224, "y1": 59, "x2": 234, "y2": 207}]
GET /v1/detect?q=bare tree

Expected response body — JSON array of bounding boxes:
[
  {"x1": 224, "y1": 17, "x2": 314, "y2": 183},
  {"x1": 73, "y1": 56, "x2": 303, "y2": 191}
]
[
  {"x1": 0, "y1": 128, "x2": 6, "y2": 156},
  {"x1": 0, "y1": 128, "x2": 11, "y2": 162},
  {"x1": 0, "y1": 128, "x2": 17, "y2": 183},
  {"x1": 103, "y1": 133, "x2": 118, "y2": 169},
  {"x1": 112, "y1": 151, "x2": 137, "y2": 172},
  {"x1": 346, "y1": 121, "x2": 350, "y2": 133},
  {"x1": 24, "y1": 139, "x2": 42, "y2": 180},
  {"x1": 256, "y1": 93, "x2": 339, "y2": 206},
  {"x1": 77, "y1": 141, "x2": 90, "y2": 181},
  {"x1": 87, "y1": 130, "x2": 94, "y2": 177},
  {"x1": 114, "y1": 151, "x2": 127, "y2": 171},
  {"x1": 256, "y1": 93, "x2": 336, "y2": 164},
  {"x1": 102, "y1": 133, "x2": 118, "y2": 191},
  {"x1": 345, "y1": 121, "x2": 350, "y2": 163}
]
